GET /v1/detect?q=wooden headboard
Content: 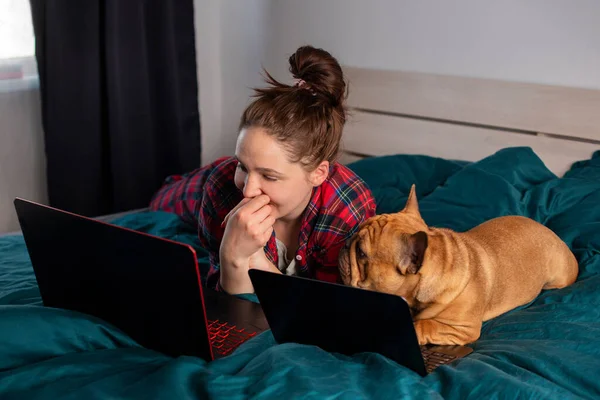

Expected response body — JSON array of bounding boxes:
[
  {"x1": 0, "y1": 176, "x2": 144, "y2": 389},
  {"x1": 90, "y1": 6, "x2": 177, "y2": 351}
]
[{"x1": 339, "y1": 67, "x2": 600, "y2": 176}]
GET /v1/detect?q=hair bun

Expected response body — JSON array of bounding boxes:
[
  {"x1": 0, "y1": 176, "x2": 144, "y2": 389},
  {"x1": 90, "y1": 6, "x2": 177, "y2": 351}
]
[{"x1": 288, "y1": 45, "x2": 346, "y2": 108}]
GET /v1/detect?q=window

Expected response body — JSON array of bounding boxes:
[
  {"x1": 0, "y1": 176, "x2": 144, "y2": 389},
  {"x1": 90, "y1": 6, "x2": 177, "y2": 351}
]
[{"x1": 0, "y1": 0, "x2": 38, "y2": 92}]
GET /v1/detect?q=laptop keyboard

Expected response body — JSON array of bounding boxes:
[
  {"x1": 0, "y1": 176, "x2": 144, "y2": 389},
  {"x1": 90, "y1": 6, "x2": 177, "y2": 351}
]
[
  {"x1": 208, "y1": 320, "x2": 456, "y2": 367},
  {"x1": 420, "y1": 347, "x2": 457, "y2": 373},
  {"x1": 207, "y1": 319, "x2": 257, "y2": 357}
]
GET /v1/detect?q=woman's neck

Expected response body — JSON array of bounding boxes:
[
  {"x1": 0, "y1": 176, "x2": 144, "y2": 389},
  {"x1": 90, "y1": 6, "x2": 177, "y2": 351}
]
[
  {"x1": 273, "y1": 188, "x2": 313, "y2": 252},
  {"x1": 274, "y1": 215, "x2": 303, "y2": 254},
  {"x1": 278, "y1": 187, "x2": 314, "y2": 224}
]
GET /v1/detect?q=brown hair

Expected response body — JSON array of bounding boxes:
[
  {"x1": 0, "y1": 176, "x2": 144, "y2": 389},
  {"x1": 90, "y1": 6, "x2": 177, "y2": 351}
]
[{"x1": 239, "y1": 45, "x2": 348, "y2": 170}]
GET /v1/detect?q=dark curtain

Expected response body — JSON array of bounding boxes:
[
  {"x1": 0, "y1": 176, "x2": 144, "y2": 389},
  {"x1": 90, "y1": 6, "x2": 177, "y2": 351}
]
[{"x1": 29, "y1": 0, "x2": 201, "y2": 217}]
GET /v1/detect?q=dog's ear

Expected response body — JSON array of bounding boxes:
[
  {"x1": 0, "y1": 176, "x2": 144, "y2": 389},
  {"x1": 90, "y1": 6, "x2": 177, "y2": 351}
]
[
  {"x1": 401, "y1": 184, "x2": 421, "y2": 217},
  {"x1": 406, "y1": 231, "x2": 428, "y2": 274}
]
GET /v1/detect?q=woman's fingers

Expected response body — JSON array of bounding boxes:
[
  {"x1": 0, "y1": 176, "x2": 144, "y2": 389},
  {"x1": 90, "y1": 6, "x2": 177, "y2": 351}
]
[
  {"x1": 255, "y1": 215, "x2": 276, "y2": 244},
  {"x1": 221, "y1": 195, "x2": 275, "y2": 249},
  {"x1": 251, "y1": 204, "x2": 272, "y2": 224},
  {"x1": 222, "y1": 197, "x2": 250, "y2": 225},
  {"x1": 257, "y1": 214, "x2": 276, "y2": 233},
  {"x1": 221, "y1": 197, "x2": 251, "y2": 227},
  {"x1": 247, "y1": 207, "x2": 275, "y2": 244},
  {"x1": 260, "y1": 224, "x2": 274, "y2": 244},
  {"x1": 230, "y1": 195, "x2": 271, "y2": 226},
  {"x1": 221, "y1": 195, "x2": 271, "y2": 228},
  {"x1": 241, "y1": 195, "x2": 270, "y2": 214}
]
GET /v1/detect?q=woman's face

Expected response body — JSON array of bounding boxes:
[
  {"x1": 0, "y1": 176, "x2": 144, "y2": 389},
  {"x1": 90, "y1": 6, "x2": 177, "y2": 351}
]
[{"x1": 234, "y1": 126, "x2": 327, "y2": 222}]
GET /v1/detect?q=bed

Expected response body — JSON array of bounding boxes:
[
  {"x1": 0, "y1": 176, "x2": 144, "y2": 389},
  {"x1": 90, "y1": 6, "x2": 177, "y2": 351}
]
[{"x1": 1, "y1": 68, "x2": 600, "y2": 399}]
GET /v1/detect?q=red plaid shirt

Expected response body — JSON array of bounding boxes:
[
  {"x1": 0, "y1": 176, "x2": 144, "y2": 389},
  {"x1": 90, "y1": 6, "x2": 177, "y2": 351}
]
[{"x1": 149, "y1": 156, "x2": 376, "y2": 289}]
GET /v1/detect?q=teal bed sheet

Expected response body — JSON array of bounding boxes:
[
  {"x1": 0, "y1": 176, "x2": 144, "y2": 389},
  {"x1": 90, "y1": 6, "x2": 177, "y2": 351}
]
[{"x1": 0, "y1": 147, "x2": 599, "y2": 399}]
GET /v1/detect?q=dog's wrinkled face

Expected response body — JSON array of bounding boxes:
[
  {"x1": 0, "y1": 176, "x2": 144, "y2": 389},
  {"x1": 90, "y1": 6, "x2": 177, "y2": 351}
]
[{"x1": 338, "y1": 185, "x2": 429, "y2": 303}]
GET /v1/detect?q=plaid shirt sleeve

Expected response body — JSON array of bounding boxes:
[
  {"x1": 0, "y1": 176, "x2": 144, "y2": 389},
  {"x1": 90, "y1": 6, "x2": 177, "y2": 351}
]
[
  {"x1": 198, "y1": 190, "x2": 224, "y2": 290},
  {"x1": 148, "y1": 156, "x2": 231, "y2": 226},
  {"x1": 196, "y1": 159, "x2": 241, "y2": 290},
  {"x1": 309, "y1": 164, "x2": 377, "y2": 283},
  {"x1": 149, "y1": 156, "x2": 239, "y2": 290}
]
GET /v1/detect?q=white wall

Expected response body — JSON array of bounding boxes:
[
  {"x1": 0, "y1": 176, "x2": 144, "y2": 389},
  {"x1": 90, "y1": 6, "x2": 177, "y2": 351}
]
[
  {"x1": 0, "y1": 0, "x2": 270, "y2": 232},
  {"x1": 194, "y1": 0, "x2": 271, "y2": 165},
  {"x1": 0, "y1": 87, "x2": 47, "y2": 233},
  {"x1": 264, "y1": 0, "x2": 600, "y2": 90},
  {"x1": 2, "y1": 1, "x2": 597, "y2": 232},
  {"x1": 194, "y1": 0, "x2": 600, "y2": 168},
  {"x1": 194, "y1": 0, "x2": 224, "y2": 166}
]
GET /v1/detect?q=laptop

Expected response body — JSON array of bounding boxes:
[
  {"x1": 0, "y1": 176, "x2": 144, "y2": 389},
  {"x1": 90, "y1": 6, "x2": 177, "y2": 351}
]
[
  {"x1": 13, "y1": 198, "x2": 269, "y2": 361},
  {"x1": 248, "y1": 269, "x2": 473, "y2": 376}
]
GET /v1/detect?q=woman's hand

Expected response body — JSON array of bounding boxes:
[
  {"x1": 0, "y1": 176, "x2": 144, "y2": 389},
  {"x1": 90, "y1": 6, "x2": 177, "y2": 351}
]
[
  {"x1": 220, "y1": 195, "x2": 275, "y2": 263},
  {"x1": 249, "y1": 249, "x2": 281, "y2": 274},
  {"x1": 219, "y1": 195, "x2": 276, "y2": 293}
]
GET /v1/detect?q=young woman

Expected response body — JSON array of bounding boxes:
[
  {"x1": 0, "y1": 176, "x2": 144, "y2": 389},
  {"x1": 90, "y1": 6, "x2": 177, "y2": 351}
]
[{"x1": 150, "y1": 45, "x2": 376, "y2": 294}]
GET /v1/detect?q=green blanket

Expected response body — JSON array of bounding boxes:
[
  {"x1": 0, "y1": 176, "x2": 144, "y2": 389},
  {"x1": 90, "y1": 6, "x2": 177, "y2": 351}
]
[{"x1": 1, "y1": 147, "x2": 599, "y2": 399}]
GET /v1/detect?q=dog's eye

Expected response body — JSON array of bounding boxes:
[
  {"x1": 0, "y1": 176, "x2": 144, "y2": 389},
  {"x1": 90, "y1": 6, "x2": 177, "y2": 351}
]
[{"x1": 358, "y1": 248, "x2": 366, "y2": 258}]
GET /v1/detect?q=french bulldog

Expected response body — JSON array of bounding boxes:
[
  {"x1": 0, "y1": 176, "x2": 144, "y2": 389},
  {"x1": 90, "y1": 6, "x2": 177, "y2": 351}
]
[{"x1": 338, "y1": 185, "x2": 578, "y2": 345}]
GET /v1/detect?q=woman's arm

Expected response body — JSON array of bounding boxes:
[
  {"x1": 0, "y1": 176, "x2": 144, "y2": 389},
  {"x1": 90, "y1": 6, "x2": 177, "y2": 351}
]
[
  {"x1": 248, "y1": 250, "x2": 281, "y2": 273},
  {"x1": 215, "y1": 195, "x2": 278, "y2": 294},
  {"x1": 218, "y1": 255, "x2": 255, "y2": 294},
  {"x1": 219, "y1": 249, "x2": 281, "y2": 293}
]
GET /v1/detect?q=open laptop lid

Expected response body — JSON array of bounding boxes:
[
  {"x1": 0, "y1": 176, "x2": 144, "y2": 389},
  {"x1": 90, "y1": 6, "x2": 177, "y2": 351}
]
[
  {"x1": 248, "y1": 269, "x2": 427, "y2": 376},
  {"x1": 14, "y1": 198, "x2": 214, "y2": 360}
]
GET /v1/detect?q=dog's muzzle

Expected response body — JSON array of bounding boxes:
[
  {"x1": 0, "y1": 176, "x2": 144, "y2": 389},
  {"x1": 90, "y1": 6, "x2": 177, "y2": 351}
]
[{"x1": 337, "y1": 239, "x2": 353, "y2": 283}]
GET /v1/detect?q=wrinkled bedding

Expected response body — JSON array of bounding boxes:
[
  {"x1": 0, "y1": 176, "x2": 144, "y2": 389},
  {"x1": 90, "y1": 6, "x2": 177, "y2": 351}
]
[{"x1": 1, "y1": 147, "x2": 599, "y2": 399}]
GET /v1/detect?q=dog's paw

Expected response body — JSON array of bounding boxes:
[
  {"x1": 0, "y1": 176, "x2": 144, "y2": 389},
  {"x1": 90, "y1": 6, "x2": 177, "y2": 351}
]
[
  {"x1": 414, "y1": 319, "x2": 479, "y2": 346},
  {"x1": 413, "y1": 320, "x2": 430, "y2": 345}
]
